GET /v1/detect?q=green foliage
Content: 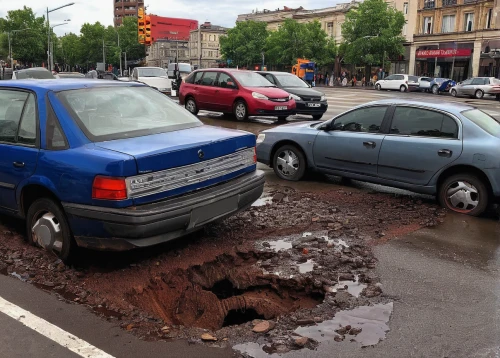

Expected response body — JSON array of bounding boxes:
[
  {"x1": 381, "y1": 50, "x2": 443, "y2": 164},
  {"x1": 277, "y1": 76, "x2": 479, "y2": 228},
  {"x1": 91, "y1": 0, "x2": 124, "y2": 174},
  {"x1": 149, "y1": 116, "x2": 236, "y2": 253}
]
[
  {"x1": 341, "y1": 0, "x2": 405, "y2": 65},
  {"x1": 219, "y1": 21, "x2": 268, "y2": 67}
]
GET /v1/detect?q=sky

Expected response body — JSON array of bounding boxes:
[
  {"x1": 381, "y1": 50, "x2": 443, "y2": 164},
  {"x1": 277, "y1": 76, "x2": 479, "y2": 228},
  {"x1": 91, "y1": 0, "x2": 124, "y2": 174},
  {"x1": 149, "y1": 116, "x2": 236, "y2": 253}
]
[{"x1": 0, "y1": 0, "x2": 340, "y2": 36}]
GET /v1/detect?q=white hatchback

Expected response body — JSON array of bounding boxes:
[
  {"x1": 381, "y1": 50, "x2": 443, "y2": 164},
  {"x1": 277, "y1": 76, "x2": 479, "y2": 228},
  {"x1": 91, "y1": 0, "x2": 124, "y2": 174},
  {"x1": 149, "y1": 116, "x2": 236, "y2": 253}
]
[{"x1": 375, "y1": 74, "x2": 419, "y2": 92}]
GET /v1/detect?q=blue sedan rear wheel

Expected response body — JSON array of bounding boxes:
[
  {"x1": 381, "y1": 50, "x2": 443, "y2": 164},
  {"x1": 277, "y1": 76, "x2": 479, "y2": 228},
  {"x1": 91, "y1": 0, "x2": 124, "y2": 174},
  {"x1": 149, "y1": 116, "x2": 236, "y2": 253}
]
[
  {"x1": 438, "y1": 173, "x2": 488, "y2": 216},
  {"x1": 273, "y1": 144, "x2": 306, "y2": 181}
]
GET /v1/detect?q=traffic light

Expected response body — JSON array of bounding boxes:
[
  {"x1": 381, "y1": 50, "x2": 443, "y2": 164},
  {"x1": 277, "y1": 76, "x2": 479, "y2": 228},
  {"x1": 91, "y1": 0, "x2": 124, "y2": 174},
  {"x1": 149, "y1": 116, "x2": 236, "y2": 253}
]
[
  {"x1": 145, "y1": 15, "x2": 151, "y2": 45},
  {"x1": 138, "y1": 7, "x2": 145, "y2": 44}
]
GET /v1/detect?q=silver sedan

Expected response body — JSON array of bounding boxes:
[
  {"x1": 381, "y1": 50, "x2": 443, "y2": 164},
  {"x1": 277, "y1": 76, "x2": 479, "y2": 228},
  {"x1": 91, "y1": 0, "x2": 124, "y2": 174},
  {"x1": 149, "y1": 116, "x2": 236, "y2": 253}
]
[{"x1": 450, "y1": 77, "x2": 500, "y2": 99}]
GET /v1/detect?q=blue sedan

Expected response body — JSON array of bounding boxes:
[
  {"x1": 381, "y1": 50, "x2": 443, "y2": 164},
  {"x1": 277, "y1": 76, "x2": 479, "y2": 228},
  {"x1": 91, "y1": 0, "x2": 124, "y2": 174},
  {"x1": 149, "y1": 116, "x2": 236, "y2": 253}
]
[
  {"x1": 0, "y1": 79, "x2": 264, "y2": 262},
  {"x1": 257, "y1": 99, "x2": 500, "y2": 216}
]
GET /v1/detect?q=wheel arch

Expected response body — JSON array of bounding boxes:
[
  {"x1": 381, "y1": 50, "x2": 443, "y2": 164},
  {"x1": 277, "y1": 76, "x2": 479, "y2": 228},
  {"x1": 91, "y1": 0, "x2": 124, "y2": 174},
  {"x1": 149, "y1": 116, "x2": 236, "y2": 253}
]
[
  {"x1": 269, "y1": 140, "x2": 308, "y2": 169},
  {"x1": 436, "y1": 164, "x2": 493, "y2": 196},
  {"x1": 19, "y1": 184, "x2": 60, "y2": 218}
]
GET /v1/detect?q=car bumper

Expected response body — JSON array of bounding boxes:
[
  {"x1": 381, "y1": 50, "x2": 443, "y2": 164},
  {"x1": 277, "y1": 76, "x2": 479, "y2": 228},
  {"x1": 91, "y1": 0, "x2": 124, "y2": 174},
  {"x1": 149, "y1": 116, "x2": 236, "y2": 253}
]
[
  {"x1": 256, "y1": 142, "x2": 273, "y2": 166},
  {"x1": 62, "y1": 170, "x2": 265, "y2": 251},
  {"x1": 295, "y1": 101, "x2": 328, "y2": 115},
  {"x1": 247, "y1": 98, "x2": 296, "y2": 117}
]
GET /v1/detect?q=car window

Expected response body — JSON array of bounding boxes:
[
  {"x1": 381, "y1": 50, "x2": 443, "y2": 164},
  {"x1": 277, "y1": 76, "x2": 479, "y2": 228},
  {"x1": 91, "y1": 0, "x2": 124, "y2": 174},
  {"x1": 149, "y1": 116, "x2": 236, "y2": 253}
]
[
  {"x1": 216, "y1": 73, "x2": 237, "y2": 89},
  {"x1": 391, "y1": 107, "x2": 458, "y2": 138},
  {"x1": 17, "y1": 94, "x2": 37, "y2": 146},
  {"x1": 409, "y1": 76, "x2": 419, "y2": 82},
  {"x1": 200, "y1": 72, "x2": 218, "y2": 86},
  {"x1": 332, "y1": 106, "x2": 387, "y2": 133},
  {"x1": 384, "y1": 75, "x2": 395, "y2": 81},
  {"x1": 193, "y1": 72, "x2": 203, "y2": 85},
  {"x1": 395, "y1": 75, "x2": 405, "y2": 81},
  {"x1": 15, "y1": 69, "x2": 55, "y2": 80},
  {"x1": 484, "y1": 78, "x2": 490, "y2": 85},
  {"x1": 46, "y1": 102, "x2": 68, "y2": 150},
  {"x1": 264, "y1": 74, "x2": 276, "y2": 84},
  {"x1": 0, "y1": 90, "x2": 30, "y2": 144},
  {"x1": 462, "y1": 79, "x2": 473, "y2": 85},
  {"x1": 471, "y1": 78, "x2": 485, "y2": 85},
  {"x1": 420, "y1": 77, "x2": 431, "y2": 82},
  {"x1": 462, "y1": 109, "x2": 500, "y2": 136},
  {"x1": 58, "y1": 86, "x2": 202, "y2": 141}
]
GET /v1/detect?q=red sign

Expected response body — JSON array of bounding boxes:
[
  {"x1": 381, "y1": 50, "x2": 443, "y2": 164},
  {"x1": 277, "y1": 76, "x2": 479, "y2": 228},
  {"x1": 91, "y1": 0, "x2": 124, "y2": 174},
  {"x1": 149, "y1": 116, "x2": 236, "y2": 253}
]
[{"x1": 416, "y1": 48, "x2": 471, "y2": 58}]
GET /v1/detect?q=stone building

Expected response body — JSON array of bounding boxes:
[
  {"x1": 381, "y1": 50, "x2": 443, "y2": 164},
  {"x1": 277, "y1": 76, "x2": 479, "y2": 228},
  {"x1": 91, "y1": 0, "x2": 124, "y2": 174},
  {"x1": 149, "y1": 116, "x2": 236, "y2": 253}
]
[
  {"x1": 189, "y1": 22, "x2": 228, "y2": 69},
  {"x1": 411, "y1": 0, "x2": 499, "y2": 80},
  {"x1": 146, "y1": 39, "x2": 189, "y2": 68}
]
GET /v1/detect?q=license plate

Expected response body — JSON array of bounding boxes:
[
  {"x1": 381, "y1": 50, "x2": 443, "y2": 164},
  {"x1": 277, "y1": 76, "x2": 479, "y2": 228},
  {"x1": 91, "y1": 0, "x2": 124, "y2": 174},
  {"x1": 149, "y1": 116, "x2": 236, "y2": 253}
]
[
  {"x1": 275, "y1": 106, "x2": 287, "y2": 110},
  {"x1": 307, "y1": 103, "x2": 321, "y2": 107}
]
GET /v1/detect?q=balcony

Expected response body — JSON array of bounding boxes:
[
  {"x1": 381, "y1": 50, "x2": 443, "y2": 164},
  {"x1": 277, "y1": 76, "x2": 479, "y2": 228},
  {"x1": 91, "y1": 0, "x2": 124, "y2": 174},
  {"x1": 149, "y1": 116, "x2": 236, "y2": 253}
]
[
  {"x1": 423, "y1": 0, "x2": 435, "y2": 9},
  {"x1": 443, "y1": 0, "x2": 457, "y2": 6}
]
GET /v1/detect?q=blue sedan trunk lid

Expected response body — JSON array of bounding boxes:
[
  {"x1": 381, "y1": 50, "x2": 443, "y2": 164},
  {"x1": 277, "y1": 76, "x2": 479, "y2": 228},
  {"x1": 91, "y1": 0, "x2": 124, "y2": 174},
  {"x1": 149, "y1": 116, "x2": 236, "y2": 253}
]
[{"x1": 94, "y1": 125, "x2": 255, "y2": 174}]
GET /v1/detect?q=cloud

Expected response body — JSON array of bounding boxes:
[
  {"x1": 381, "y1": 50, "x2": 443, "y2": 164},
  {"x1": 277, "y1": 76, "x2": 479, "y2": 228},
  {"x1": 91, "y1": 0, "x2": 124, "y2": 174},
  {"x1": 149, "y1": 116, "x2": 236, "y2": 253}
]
[{"x1": 1, "y1": 0, "x2": 340, "y2": 36}]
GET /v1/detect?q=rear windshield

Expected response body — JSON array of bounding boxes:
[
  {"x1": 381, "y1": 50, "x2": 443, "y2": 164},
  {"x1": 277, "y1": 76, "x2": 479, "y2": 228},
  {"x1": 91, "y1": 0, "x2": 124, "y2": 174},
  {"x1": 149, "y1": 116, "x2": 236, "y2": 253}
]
[
  {"x1": 232, "y1": 72, "x2": 275, "y2": 87},
  {"x1": 57, "y1": 86, "x2": 202, "y2": 141},
  {"x1": 462, "y1": 109, "x2": 500, "y2": 136},
  {"x1": 16, "y1": 69, "x2": 55, "y2": 79},
  {"x1": 137, "y1": 68, "x2": 167, "y2": 77}
]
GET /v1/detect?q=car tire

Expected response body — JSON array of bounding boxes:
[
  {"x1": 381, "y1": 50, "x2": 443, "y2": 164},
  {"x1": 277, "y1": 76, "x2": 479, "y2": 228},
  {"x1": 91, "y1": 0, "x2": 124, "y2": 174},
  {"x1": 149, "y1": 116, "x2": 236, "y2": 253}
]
[
  {"x1": 375, "y1": 84, "x2": 381, "y2": 91},
  {"x1": 272, "y1": 144, "x2": 306, "y2": 181},
  {"x1": 475, "y1": 90, "x2": 484, "y2": 99},
  {"x1": 277, "y1": 116, "x2": 288, "y2": 122},
  {"x1": 451, "y1": 89, "x2": 457, "y2": 97},
  {"x1": 438, "y1": 173, "x2": 488, "y2": 216},
  {"x1": 400, "y1": 85, "x2": 407, "y2": 92},
  {"x1": 312, "y1": 114, "x2": 323, "y2": 120},
  {"x1": 26, "y1": 197, "x2": 76, "y2": 263},
  {"x1": 185, "y1": 97, "x2": 199, "y2": 115},
  {"x1": 233, "y1": 100, "x2": 248, "y2": 121},
  {"x1": 432, "y1": 85, "x2": 439, "y2": 95}
]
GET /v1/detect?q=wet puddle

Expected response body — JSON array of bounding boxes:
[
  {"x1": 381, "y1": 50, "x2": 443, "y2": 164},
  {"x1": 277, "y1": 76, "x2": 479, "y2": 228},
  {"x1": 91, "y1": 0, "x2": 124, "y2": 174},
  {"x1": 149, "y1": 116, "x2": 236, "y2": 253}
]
[
  {"x1": 265, "y1": 239, "x2": 293, "y2": 252},
  {"x1": 327, "y1": 275, "x2": 367, "y2": 298},
  {"x1": 252, "y1": 196, "x2": 273, "y2": 207},
  {"x1": 298, "y1": 259, "x2": 315, "y2": 274},
  {"x1": 295, "y1": 303, "x2": 393, "y2": 347}
]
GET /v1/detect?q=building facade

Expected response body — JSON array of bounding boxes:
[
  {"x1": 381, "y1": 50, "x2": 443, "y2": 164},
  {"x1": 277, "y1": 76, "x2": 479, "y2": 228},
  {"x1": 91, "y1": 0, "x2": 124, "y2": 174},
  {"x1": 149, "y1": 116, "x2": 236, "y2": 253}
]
[
  {"x1": 189, "y1": 22, "x2": 228, "y2": 69},
  {"x1": 149, "y1": 15, "x2": 198, "y2": 42},
  {"x1": 411, "y1": 0, "x2": 499, "y2": 80},
  {"x1": 113, "y1": 0, "x2": 144, "y2": 27},
  {"x1": 146, "y1": 39, "x2": 189, "y2": 67}
]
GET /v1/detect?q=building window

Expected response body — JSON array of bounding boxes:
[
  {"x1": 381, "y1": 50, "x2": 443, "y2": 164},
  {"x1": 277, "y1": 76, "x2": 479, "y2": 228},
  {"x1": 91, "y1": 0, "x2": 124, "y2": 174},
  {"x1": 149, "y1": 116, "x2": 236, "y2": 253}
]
[
  {"x1": 403, "y1": 23, "x2": 407, "y2": 36},
  {"x1": 423, "y1": 0, "x2": 435, "y2": 9},
  {"x1": 403, "y1": 2, "x2": 408, "y2": 14},
  {"x1": 486, "y1": 8, "x2": 492, "y2": 29},
  {"x1": 464, "y1": 13, "x2": 474, "y2": 32},
  {"x1": 441, "y1": 15, "x2": 456, "y2": 33},
  {"x1": 423, "y1": 17, "x2": 433, "y2": 34},
  {"x1": 327, "y1": 22, "x2": 334, "y2": 37}
]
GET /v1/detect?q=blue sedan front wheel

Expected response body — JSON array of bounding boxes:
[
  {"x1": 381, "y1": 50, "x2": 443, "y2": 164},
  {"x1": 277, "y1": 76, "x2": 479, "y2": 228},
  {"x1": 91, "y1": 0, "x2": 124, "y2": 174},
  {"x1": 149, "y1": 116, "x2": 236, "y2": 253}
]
[{"x1": 273, "y1": 144, "x2": 306, "y2": 181}]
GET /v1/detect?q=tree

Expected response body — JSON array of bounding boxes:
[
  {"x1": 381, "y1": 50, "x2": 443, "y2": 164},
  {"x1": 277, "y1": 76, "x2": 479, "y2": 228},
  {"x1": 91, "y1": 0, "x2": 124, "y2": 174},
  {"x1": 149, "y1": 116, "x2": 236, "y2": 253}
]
[
  {"x1": 58, "y1": 33, "x2": 82, "y2": 68},
  {"x1": 79, "y1": 22, "x2": 106, "y2": 65},
  {"x1": 220, "y1": 21, "x2": 268, "y2": 67},
  {"x1": 266, "y1": 19, "x2": 309, "y2": 66},
  {"x1": 341, "y1": 0, "x2": 405, "y2": 68},
  {"x1": 116, "y1": 17, "x2": 145, "y2": 63},
  {"x1": 0, "y1": 7, "x2": 47, "y2": 65}
]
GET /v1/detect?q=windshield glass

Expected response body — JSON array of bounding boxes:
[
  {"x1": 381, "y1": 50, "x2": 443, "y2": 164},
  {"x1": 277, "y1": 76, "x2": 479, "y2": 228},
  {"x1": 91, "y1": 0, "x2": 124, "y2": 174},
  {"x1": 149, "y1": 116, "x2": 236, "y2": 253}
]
[
  {"x1": 16, "y1": 69, "x2": 55, "y2": 79},
  {"x1": 57, "y1": 86, "x2": 202, "y2": 141},
  {"x1": 275, "y1": 74, "x2": 309, "y2": 88},
  {"x1": 137, "y1": 68, "x2": 167, "y2": 77},
  {"x1": 58, "y1": 73, "x2": 85, "y2": 78},
  {"x1": 462, "y1": 109, "x2": 500, "y2": 136},
  {"x1": 177, "y1": 64, "x2": 192, "y2": 73},
  {"x1": 232, "y1": 72, "x2": 275, "y2": 87}
]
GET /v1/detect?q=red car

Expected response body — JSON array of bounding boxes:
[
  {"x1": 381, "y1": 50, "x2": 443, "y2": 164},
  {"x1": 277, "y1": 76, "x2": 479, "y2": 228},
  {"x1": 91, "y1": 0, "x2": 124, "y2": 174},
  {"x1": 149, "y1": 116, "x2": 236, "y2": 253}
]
[{"x1": 179, "y1": 69, "x2": 296, "y2": 121}]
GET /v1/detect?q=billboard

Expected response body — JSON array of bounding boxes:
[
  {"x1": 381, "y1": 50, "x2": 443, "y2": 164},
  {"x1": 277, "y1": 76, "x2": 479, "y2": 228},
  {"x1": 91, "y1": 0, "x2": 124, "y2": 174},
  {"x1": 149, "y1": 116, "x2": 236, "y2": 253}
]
[{"x1": 149, "y1": 15, "x2": 198, "y2": 42}]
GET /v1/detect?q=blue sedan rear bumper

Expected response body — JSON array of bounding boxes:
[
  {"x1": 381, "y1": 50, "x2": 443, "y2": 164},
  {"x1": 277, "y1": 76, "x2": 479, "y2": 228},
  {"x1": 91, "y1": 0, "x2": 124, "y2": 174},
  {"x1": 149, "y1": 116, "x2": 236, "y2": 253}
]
[{"x1": 62, "y1": 170, "x2": 265, "y2": 251}]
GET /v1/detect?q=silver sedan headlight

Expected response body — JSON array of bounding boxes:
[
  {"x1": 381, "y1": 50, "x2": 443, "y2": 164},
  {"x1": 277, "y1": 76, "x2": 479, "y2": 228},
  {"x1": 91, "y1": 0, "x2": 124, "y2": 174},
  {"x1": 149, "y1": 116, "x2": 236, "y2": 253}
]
[{"x1": 257, "y1": 133, "x2": 266, "y2": 144}]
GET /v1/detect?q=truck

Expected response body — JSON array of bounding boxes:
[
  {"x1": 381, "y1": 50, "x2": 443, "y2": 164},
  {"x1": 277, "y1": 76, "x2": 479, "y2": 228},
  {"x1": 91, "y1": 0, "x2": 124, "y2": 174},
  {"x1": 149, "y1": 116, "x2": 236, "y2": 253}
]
[{"x1": 291, "y1": 59, "x2": 315, "y2": 83}]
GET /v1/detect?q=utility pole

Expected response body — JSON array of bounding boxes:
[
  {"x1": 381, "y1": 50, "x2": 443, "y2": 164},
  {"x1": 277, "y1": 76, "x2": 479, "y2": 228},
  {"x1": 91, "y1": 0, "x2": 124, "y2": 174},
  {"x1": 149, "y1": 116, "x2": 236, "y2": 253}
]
[
  {"x1": 8, "y1": 32, "x2": 12, "y2": 68},
  {"x1": 47, "y1": 7, "x2": 50, "y2": 70},
  {"x1": 123, "y1": 51, "x2": 127, "y2": 75},
  {"x1": 103, "y1": 38, "x2": 106, "y2": 68}
]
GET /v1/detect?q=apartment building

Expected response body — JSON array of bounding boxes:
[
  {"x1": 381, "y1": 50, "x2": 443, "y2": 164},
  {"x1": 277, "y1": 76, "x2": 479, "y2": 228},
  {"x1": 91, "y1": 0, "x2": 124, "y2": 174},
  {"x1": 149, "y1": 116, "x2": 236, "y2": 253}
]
[
  {"x1": 113, "y1": 0, "x2": 144, "y2": 27},
  {"x1": 189, "y1": 22, "x2": 228, "y2": 69},
  {"x1": 411, "y1": 0, "x2": 499, "y2": 80},
  {"x1": 146, "y1": 39, "x2": 189, "y2": 67}
]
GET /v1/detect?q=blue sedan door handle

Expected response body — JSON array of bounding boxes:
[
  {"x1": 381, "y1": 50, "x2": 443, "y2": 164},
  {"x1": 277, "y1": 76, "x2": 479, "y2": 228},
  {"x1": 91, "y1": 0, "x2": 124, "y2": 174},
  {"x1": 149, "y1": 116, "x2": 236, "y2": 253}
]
[
  {"x1": 438, "y1": 149, "x2": 452, "y2": 157},
  {"x1": 13, "y1": 162, "x2": 25, "y2": 168},
  {"x1": 363, "y1": 141, "x2": 376, "y2": 148}
]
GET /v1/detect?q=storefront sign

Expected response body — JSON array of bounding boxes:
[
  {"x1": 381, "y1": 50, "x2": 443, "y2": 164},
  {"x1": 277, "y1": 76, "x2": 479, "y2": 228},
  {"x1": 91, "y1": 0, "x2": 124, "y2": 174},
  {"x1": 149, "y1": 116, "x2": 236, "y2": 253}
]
[{"x1": 416, "y1": 49, "x2": 472, "y2": 58}]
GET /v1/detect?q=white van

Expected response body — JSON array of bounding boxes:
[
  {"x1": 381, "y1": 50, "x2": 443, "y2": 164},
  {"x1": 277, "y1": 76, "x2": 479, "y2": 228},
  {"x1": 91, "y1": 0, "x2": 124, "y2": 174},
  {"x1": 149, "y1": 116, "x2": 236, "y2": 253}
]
[{"x1": 167, "y1": 63, "x2": 192, "y2": 79}]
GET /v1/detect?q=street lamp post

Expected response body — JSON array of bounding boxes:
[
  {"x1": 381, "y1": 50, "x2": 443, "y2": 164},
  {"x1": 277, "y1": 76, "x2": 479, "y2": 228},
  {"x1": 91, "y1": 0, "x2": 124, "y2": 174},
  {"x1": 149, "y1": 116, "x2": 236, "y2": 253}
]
[
  {"x1": 6, "y1": 28, "x2": 30, "y2": 68},
  {"x1": 47, "y1": 2, "x2": 75, "y2": 70},
  {"x1": 50, "y1": 22, "x2": 69, "y2": 68}
]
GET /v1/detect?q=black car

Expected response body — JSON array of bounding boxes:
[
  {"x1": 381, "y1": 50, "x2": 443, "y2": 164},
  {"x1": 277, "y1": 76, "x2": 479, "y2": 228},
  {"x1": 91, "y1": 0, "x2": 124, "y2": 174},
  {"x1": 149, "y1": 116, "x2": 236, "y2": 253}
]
[{"x1": 256, "y1": 71, "x2": 328, "y2": 120}]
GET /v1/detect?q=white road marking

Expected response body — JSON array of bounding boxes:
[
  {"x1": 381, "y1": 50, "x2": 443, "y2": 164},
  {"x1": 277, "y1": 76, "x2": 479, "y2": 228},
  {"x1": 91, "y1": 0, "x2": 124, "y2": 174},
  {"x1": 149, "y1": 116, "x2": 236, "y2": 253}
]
[{"x1": 0, "y1": 296, "x2": 114, "y2": 358}]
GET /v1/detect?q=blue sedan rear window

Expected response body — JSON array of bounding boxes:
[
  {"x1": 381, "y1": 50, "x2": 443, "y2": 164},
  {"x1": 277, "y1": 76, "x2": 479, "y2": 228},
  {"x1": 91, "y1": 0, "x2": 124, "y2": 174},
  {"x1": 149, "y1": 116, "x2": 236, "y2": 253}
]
[
  {"x1": 462, "y1": 109, "x2": 500, "y2": 136},
  {"x1": 57, "y1": 86, "x2": 202, "y2": 141}
]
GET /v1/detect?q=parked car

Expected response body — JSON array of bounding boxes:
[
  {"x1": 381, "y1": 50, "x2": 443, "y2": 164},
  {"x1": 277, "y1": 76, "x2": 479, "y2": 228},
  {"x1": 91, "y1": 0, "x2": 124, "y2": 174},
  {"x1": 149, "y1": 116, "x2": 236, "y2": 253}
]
[
  {"x1": 167, "y1": 63, "x2": 192, "y2": 79},
  {"x1": 256, "y1": 99, "x2": 500, "y2": 216},
  {"x1": 180, "y1": 69, "x2": 297, "y2": 121},
  {"x1": 0, "y1": 79, "x2": 264, "y2": 262},
  {"x1": 417, "y1": 76, "x2": 433, "y2": 92},
  {"x1": 375, "y1": 74, "x2": 419, "y2": 92},
  {"x1": 429, "y1": 78, "x2": 456, "y2": 95},
  {"x1": 57, "y1": 72, "x2": 85, "y2": 79},
  {"x1": 12, "y1": 67, "x2": 55, "y2": 80},
  {"x1": 449, "y1": 77, "x2": 500, "y2": 99},
  {"x1": 130, "y1": 67, "x2": 171, "y2": 94},
  {"x1": 256, "y1": 71, "x2": 327, "y2": 120}
]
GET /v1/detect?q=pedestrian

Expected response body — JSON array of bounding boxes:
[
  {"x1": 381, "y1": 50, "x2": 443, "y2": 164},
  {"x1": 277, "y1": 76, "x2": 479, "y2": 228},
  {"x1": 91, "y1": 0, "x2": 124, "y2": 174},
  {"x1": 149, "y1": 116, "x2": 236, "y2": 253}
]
[
  {"x1": 330, "y1": 74, "x2": 334, "y2": 87},
  {"x1": 352, "y1": 75, "x2": 357, "y2": 87},
  {"x1": 325, "y1": 74, "x2": 329, "y2": 86},
  {"x1": 342, "y1": 77, "x2": 347, "y2": 87}
]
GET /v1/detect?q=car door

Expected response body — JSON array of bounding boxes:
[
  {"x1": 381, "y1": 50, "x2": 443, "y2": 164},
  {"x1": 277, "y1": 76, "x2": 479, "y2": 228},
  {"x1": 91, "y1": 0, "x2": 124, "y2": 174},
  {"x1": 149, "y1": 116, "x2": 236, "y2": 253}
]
[
  {"x1": 0, "y1": 90, "x2": 39, "y2": 212},
  {"x1": 214, "y1": 72, "x2": 239, "y2": 112},
  {"x1": 471, "y1": 77, "x2": 486, "y2": 96},
  {"x1": 379, "y1": 75, "x2": 394, "y2": 89},
  {"x1": 377, "y1": 106, "x2": 462, "y2": 186},
  {"x1": 312, "y1": 105, "x2": 389, "y2": 177},
  {"x1": 457, "y1": 79, "x2": 473, "y2": 96},
  {"x1": 196, "y1": 71, "x2": 219, "y2": 111}
]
